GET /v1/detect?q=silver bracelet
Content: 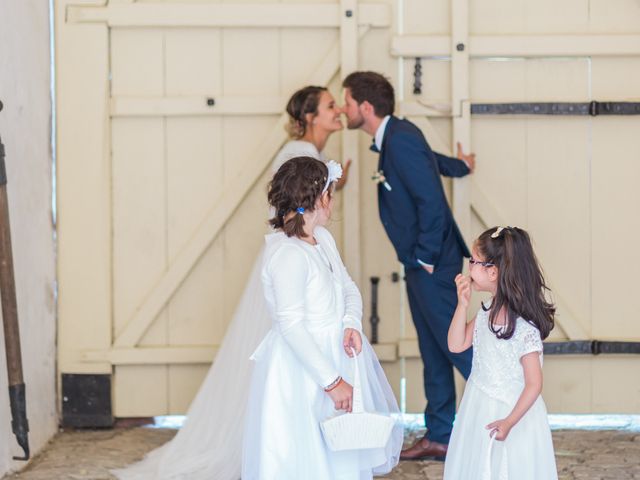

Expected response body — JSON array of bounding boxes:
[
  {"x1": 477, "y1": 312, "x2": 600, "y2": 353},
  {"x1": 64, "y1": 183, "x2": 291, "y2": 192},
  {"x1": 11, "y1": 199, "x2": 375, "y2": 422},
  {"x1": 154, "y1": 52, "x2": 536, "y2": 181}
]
[{"x1": 324, "y1": 376, "x2": 342, "y2": 392}]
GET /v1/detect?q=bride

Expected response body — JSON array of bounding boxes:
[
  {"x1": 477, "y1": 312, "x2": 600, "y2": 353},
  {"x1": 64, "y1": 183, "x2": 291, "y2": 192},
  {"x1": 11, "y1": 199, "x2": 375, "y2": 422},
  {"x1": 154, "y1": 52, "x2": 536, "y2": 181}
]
[{"x1": 112, "y1": 85, "x2": 349, "y2": 480}]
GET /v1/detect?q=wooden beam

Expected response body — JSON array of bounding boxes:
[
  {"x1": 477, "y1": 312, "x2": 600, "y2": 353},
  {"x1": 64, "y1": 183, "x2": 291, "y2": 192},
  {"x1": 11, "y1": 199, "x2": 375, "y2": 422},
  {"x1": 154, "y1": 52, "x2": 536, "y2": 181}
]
[
  {"x1": 340, "y1": 0, "x2": 361, "y2": 284},
  {"x1": 82, "y1": 346, "x2": 219, "y2": 365},
  {"x1": 110, "y1": 96, "x2": 285, "y2": 118},
  {"x1": 392, "y1": 34, "x2": 640, "y2": 58},
  {"x1": 451, "y1": 0, "x2": 472, "y2": 244},
  {"x1": 398, "y1": 100, "x2": 452, "y2": 118},
  {"x1": 67, "y1": 3, "x2": 390, "y2": 28},
  {"x1": 56, "y1": 0, "x2": 113, "y2": 377}
]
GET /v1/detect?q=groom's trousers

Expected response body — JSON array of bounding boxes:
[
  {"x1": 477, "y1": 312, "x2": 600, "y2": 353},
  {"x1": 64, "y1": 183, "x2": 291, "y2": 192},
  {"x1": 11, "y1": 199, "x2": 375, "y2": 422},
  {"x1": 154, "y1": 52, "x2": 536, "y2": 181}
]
[{"x1": 404, "y1": 242, "x2": 473, "y2": 445}]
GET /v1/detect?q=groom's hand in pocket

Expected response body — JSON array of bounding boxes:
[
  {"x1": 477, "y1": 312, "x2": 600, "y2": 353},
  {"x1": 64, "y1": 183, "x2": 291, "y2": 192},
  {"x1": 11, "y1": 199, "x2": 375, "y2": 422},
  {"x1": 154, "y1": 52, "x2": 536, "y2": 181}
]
[{"x1": 343, "y1": 328, "x2": 362, "y2": 356}]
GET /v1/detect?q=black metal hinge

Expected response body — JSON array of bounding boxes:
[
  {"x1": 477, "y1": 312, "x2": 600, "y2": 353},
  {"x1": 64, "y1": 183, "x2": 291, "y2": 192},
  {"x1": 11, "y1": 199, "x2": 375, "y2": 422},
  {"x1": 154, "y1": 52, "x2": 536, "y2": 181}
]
[
  {"x1": 544, "y1": 340, "x2": 640, "y2": 355},
  {"x1": 471, "y1": 101, "x2": 640, "y2": 116}
]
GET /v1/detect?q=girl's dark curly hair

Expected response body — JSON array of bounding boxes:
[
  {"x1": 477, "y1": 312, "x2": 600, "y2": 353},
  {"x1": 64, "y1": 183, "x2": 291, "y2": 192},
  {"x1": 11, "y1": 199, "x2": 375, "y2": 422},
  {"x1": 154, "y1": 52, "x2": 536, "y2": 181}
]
[
  {"x1": 476, "y1": 226, "x2": 555, "y2": 340},
  {"x1": 268, "y1": 156, "x2": 330, "y2": 238}
]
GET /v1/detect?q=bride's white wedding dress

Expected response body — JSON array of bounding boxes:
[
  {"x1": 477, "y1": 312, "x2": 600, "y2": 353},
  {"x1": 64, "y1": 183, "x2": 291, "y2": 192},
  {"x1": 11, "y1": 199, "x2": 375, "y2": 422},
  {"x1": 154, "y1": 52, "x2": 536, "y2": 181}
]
[{"x1": 112, "y1": 141, "x2": 331, "y2": 480}]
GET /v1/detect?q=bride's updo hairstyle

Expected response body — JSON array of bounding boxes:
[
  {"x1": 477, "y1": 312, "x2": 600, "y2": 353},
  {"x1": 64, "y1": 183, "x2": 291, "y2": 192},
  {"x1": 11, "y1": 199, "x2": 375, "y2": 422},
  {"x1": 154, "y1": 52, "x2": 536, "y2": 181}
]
[
  {"x1": 285, "y1": 86, "x2": 328, "y2": 139},
  {"x1": 268, "y1": 156, "x2": 330, "y2": 238}
]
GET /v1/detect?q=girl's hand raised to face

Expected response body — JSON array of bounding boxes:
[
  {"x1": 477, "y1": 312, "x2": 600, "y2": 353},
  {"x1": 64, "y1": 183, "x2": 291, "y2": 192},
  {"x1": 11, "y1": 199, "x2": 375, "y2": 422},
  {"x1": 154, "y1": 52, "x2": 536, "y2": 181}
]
[
  {"x1": 343, "y1": 328, "x2": 362, "y2": 357},
  {"x1": 455, "y1": 274, "x2": 472, "y2": 308}
]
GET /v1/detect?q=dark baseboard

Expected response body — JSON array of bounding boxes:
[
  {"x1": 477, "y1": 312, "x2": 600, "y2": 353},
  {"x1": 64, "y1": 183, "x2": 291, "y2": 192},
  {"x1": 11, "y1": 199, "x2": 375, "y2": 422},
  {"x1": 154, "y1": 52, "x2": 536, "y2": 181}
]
[{"x1": 61, "y1": 373, "x2": 113, "y2": 428}]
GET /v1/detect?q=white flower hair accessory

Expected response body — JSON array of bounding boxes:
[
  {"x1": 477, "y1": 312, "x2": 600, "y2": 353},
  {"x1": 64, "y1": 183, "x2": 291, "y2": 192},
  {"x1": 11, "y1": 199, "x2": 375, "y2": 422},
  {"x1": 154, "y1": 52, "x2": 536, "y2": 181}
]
[
  {"x1": 323, "y1": 160, "x2": 343, "y2": 193},
  {"x1": 491, "y1": 226, "x2": 505, "y2": 239}
]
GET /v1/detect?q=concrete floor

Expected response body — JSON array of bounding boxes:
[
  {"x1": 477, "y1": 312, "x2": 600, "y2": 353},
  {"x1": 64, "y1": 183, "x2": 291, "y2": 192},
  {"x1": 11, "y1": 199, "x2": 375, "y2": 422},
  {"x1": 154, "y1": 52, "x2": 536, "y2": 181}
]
[{"x1": 2, "y1": 426, "x2": 640, "y2": 479}]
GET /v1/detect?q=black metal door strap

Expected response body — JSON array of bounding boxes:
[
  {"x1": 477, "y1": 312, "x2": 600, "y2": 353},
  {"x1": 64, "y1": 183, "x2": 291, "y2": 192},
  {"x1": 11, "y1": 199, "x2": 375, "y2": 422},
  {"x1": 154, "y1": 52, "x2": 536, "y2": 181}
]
[
  {"x1": 544, "y1": 341, "x2": 640, "y2": 355},
  {"x1": 369, "y1": 277, "x2": 381, "y2": 344},
  {"x1": 471, "y1": 101, "x2": 640, "y2": 116}
]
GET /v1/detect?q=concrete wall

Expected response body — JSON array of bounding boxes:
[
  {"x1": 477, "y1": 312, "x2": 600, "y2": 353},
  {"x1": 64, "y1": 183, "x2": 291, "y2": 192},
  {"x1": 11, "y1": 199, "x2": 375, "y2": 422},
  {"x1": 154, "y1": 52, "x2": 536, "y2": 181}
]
[{"x1": 0, "y1": 0, "x2": 57, "y2": 475}]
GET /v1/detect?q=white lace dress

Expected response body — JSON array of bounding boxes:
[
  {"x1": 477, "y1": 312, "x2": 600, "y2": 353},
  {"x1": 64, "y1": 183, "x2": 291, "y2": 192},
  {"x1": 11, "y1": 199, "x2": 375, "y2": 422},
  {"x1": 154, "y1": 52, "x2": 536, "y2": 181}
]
[{"x1": 443, "y1": 306, "x2": 558, "y2": 480}]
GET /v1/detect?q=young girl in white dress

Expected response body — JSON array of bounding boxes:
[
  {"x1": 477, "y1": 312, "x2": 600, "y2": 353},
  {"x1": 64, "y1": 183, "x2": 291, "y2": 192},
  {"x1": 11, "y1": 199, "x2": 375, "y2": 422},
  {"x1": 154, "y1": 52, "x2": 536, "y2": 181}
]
[
  {"x1": 242, "y1": 157, "x2": 402, "y2": 480},
  {"x1": 444, "y1": 226, "x2": 557, "y2": 480}
]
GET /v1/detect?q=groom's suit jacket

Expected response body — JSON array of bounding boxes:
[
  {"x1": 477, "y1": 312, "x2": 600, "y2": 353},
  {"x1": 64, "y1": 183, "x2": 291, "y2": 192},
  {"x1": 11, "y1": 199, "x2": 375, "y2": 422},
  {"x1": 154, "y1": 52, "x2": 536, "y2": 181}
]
[{"x1": 375, "y1": 116, "x2": 471, "y2": 270}]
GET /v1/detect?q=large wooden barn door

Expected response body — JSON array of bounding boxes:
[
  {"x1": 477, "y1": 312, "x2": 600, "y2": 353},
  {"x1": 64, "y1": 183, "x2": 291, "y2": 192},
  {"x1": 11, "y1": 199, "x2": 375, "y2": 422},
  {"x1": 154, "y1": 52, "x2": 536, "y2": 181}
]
[{"x1": 56, "y1": 0, "x2": 640, "y2": 419}]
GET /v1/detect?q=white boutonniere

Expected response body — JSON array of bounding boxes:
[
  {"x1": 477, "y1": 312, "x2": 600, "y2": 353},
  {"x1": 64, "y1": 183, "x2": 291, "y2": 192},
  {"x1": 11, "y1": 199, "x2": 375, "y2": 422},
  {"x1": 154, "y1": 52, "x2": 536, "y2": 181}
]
[{"x1": 371, "y1": 170, "x2": 392, "y2": 191}]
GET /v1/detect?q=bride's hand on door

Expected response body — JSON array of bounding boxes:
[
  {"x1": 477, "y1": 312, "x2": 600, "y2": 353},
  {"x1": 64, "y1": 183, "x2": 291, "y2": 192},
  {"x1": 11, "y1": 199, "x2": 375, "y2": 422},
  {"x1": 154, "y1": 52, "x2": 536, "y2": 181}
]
[{"x1": 335, "y1": 159, "x2": 351, "y2": 190}]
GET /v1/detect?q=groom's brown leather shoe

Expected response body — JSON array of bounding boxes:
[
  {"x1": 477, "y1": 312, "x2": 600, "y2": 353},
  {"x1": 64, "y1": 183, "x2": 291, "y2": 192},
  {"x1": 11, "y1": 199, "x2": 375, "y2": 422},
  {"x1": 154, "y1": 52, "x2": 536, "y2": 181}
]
[{"x1": 400, "y1": 436, "x2": 448, "y2": 461}]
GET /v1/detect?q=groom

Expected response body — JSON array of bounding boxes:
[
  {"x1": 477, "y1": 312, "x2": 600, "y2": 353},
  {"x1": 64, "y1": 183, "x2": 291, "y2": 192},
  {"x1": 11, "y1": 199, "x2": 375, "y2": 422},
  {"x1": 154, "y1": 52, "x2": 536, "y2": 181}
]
[{"x1": 342, "y1": 71, "x2": 475, "y2": 459}]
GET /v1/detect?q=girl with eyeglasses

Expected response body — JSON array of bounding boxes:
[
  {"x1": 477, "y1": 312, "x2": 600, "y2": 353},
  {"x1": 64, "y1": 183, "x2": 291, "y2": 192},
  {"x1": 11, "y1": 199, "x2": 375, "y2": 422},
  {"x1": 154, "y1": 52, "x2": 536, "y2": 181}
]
[{"x1": 444, "y1": 226, "x2": 558, "y2": 480}]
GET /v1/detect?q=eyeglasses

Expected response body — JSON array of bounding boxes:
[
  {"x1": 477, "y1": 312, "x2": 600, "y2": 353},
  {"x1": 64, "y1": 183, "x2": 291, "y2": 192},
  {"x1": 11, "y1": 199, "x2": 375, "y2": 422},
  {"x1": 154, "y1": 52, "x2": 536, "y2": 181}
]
[{"x1": 469, "y1": 258, "x2": 495, "y2": 268}]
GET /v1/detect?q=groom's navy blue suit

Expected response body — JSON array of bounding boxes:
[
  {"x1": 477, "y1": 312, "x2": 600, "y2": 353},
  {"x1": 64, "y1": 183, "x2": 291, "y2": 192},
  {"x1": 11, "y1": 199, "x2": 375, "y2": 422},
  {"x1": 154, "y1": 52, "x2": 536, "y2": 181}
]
[{"x1": 373, "y1": 116, "x2": 473, "y2": 444}]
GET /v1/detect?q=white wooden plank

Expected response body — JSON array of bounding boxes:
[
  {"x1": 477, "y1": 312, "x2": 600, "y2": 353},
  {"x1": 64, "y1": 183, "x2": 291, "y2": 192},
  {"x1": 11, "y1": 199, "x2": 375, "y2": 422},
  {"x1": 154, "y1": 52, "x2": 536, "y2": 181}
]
[
  {"x1": 110, "y1": 28, "x2": 164, "y2": 96},
  {"x1": 592, "y1": 118, "x2": 640, "y2": 340},
  {"x1": 391, "y1": 34, "x2": 640, "y2": 57},
  {"x1": 452, "y1": 104, "x2": 471, "y2": 242},
  {"x1": 82, "y1": 346, "x2": 218, "y2": 365},
  {"x1": 67, "y1": 3, "x2": 390, "y2": 28},
  {"x1": 56, "y1": 0, "x2": 112, "y2": 376},
  {"x1": 114, "y1": 365, "x2": 167, "y2": 416},
  {"x1": 341, "y1": 0, "x2": 361, "y2": 284},
  {"x1": 451, "y1": 0, "x2": 472, "y2": 246},
  {"x1": 111, "y1": 118, "x2": 167, "y2": 337},
  {"x1": 169, "y1": 364, "x2": 211, "y2": 414},
  {"x1": 164, "y1": 29, "x2": 222, "y2": 96},
  {"x1": 111, "y1": 96, "x2": 286, "y2": 117}
]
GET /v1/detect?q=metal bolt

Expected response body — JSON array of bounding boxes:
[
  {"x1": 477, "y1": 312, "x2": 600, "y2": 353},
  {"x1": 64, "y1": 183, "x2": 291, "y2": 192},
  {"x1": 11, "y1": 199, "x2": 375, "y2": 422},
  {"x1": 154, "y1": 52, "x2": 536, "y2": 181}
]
[
  {"x1": 206, "y1": 98, "x2": 215, "y2": 106},
  {"x1": 345, "y1": 9, "x2": 353, "y2": 17},
  {"x1": 456, "y1": 43, "x2": 465, "y2": 52}
]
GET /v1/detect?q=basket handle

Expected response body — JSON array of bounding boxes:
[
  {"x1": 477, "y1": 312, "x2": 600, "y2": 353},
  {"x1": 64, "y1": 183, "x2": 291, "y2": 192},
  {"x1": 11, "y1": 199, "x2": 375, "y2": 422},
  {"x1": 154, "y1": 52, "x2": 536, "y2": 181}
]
[
  {"x1": 483, "y1": 430, "x2": 509, "y2": 479},
  {"x1": 350, "y1": 347, "x2": 365, "y2": 414}
]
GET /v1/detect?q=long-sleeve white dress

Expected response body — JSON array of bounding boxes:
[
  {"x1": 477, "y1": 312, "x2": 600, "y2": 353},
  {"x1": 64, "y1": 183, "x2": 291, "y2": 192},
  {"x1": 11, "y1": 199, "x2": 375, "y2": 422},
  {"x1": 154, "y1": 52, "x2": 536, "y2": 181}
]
[{"x1": 242, "y1": 226, "x2": 403, "y2": 480}]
